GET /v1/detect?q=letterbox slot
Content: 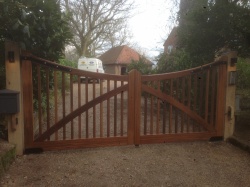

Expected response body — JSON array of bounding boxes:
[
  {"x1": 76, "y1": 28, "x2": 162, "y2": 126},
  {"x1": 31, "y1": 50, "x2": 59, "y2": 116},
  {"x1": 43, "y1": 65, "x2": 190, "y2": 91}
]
[{"x1": 0, "y1": 89, "x2": 20, "y2": 114}]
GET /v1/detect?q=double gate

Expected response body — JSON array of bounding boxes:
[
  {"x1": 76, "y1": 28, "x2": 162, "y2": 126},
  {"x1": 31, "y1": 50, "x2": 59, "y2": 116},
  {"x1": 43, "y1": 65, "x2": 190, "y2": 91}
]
[{"x1": 21, "y1": 52, "x2": 229, "y2": 151}]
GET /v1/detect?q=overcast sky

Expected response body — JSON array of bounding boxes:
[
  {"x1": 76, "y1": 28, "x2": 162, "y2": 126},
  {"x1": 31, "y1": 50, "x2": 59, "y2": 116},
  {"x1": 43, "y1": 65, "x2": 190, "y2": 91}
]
[{"x1": 128, "y1": 0, "x2": 178, "y2": 59}]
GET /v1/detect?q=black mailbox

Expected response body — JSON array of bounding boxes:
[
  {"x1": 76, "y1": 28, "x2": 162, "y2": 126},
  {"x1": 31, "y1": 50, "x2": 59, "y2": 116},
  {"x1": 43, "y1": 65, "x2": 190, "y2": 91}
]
[{"x1": 0, "y1": 89, "x2": 20, "y2": 114}]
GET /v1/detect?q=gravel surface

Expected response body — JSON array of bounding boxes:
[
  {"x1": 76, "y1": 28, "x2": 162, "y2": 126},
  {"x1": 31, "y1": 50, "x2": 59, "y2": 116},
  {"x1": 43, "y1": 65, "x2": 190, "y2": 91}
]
[{"x1": 1, "y1": 141, "x2": 250, "y2": 187}]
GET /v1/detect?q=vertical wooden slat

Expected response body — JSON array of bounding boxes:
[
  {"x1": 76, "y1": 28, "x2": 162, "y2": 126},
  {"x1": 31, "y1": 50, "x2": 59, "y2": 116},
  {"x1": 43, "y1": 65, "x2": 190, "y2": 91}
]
[
  {"x1": 100, "y1": 80, "x2": 103, "y2": 137},
  {"x1": 193, "y1": 74, "x2": 197, "y2": 132},
  {"x1": 188, "y1": 76, "x2": 191, "y2": 107},
  {"x1": 128, "y1": 71, "x2": 135, "y2": 144},
  {"x1": 120, "y1": 81, "x2": 124, "y2": 136},
  {"x1": 54, "y1": 71, "x2": 58, "y2": 140},
  {"x1": 169, "y1": 79, "x2": 173, "y2": 133},
  {"x1": 107, "y1": 80, "x2": 110, "y2": 137},
  {"x1": 198, "y1": 74, "x2": 203, "y2": 132},
  {"x1": 134, "y1": 70, "x2": 141, "y2": 145},
  {"x1": 210, "y1": 69, "x2": 216, "y2": 126},
  {"x1": 205, "y1": 70, "x2": 210, "y2": 122},
  {"x1": 78, "y1": 76, "x2": 81, "y2": 139},
  {"x1": 199, "y1": 74, "x2": 204, "y2": 119},
  {"x1": 114, "y1": 80, "x2": 117, "y2": 136},
  {"x1": 199, "y1": 73, "x2": 205, "y2": 132},
  {"x1": 150, "y1": 94, "x2": 153, "y2": 134},
  {"x1": 174, "y1": 78, "x2": 180, "y2": 133},
  {"x1": 93, "y1": 80, "x2": 96, "y2": 138},
  {"x1": 163, "y1": 102, "x2": 167, "y2": 134},
  {"x1": 70, "y1": 74, "x2": 73, "y2": 139},
  {"x1": 193, "y1": 74, "x2": 197, "y2": 113},
  {"x1": 162, "y1": 81, "x2": 166, "y2": 134},
  {"x1": 62, "y1": 72, "x2": 66, "y2": 140},
  {"x1": 22, "y1": 60, "x2": 34, "y2": 146},
  {"x1": 156, "y1": 81, "x2": 160, "y2": 134},
  {"x1": 175, "y1": 78, "x2": 179, "y2": 133},
  {"x1": 46, "y1": 68, "x2": 50, "y2": 140},
  {"x1": 187, "y1": 76, "x2": 191, "y2": 132},
  {"x1": 144, "y1": 92, "x2": 148, "y2": 135},
  {"x1": 85, "y1": 77, "x2": 89, "y2": 138},
  {"x1": 176, "y1": 78, "x2": 179, "y2": 100},
  {"x1": 37, "y1": 65, "x2": 42, "y2": 136},
  {"x1": 175, "y1": 108, "x2": 178, "y2": 133},
  {"x1": 181, "y1": 77, "x2": 185, "y2": 132}
]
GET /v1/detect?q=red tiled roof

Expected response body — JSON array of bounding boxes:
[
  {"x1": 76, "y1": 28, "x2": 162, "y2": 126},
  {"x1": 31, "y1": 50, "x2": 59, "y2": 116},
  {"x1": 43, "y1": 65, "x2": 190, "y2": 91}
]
[{"x1": 99, "y1": 45, "x2": 141, "y2": 65}]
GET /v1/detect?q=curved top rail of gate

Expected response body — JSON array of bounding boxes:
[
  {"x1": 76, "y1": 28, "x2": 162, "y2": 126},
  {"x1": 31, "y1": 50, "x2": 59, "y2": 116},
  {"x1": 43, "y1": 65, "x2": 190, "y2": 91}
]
[
  {"x1": 141, "y1": 55, "x2": 228, "y2": 81},
  {"x1": 21, "y1": 51, "x2": 128, "y2": 81}
]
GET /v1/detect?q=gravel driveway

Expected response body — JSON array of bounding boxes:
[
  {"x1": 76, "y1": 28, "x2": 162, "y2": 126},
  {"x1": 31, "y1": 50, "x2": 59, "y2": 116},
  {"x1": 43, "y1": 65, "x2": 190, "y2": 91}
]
[{"x1": 1, "y1": 141, "x2": 250, "y2": 187}]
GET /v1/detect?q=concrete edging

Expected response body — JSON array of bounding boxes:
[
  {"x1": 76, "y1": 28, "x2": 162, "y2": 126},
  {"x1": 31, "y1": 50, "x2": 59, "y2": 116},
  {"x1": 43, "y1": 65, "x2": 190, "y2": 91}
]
[{"x1": 227, "y1": 136, "x2": 250, "y2": 153}]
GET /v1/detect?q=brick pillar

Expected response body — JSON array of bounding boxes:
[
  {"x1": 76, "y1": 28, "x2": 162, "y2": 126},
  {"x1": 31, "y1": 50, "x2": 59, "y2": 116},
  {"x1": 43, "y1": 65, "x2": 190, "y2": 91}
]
[
  {"x1": 224, "y1": 51, "x2": 237, "y2": 140},
  {"x1": 5, "y1": 40, "x2": 24, "y2": 155}
]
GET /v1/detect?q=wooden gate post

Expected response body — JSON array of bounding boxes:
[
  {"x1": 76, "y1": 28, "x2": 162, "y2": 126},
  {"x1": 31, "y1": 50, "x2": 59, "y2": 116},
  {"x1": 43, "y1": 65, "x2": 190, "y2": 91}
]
[
  {"x1": 5, "y1": 41, "x2": 24, "y2": 155},
  {"x1": 224, "y1": 51, "x2": 237, "y2": 140},
  {"x1": 21, "y1": 53, "x2": 34, "y2": 149},
  {"x1": 215, "y1": 58, "x2": 228, "y2": 136},
  {"x1": 128, "y1": 69, "x2": 141, "y2": 145}
]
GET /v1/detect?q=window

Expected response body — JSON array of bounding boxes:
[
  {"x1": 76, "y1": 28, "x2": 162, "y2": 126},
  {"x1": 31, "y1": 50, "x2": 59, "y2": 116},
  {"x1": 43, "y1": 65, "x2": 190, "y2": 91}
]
[{"x1": 167, "y1": 45, "x2": 173, "y2": 54}]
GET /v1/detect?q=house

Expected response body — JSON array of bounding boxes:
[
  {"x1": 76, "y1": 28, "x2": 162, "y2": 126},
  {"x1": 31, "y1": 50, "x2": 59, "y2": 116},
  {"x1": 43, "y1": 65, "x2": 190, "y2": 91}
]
[
  {"x1": 163, "y1": 27, "x2": 178, "y2": 54},
  {"x1": 99, "y1": 45, "x2": 151, "y2": 75}
]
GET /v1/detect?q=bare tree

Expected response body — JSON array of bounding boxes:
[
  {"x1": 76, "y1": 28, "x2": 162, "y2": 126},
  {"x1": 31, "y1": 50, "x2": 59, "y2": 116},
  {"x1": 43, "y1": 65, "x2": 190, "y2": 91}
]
[{"x1": 62, "y1": 0, "x2": 134, "y2": 57}]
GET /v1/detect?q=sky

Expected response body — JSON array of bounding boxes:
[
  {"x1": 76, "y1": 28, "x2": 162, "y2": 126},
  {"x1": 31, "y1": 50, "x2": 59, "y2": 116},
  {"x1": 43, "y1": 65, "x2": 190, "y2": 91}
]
[{"x1": 128, "y1": 0, "x2": 178, "y2": 59}]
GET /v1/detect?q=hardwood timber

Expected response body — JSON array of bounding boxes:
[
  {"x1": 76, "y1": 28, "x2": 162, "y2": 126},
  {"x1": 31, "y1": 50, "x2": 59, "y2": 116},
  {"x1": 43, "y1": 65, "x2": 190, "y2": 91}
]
[
  {"x1": 54, "y1": 71, "x2": 58, "y2": 140},
  {"x1": 46, "y1": 68, "x2": 50, "y2": 140},
  {"x1": 62, "y1": 72, "x2": 66, "y2": 140},
  {"x1": 134, "y1": 70, "x2": 141, "y2": 145},
  {"x1": 120, "y1": 81, "x2": 124, "y2": 136},
  {"x1": 36, "y1": 84, "x2": 129, "y2": 142},
  {"x1": 128, "y1": 70, "x2": 136, "y2": 144},
  {"x1": 107, "y1": 80, "x2": 110, "y2": 137},
  {"x1": 169, "y1": 79, "x2": 173, "y2": 134},
  {"x1": 114, "y1": 81, "x2": 117, "y2": 137},
  {"x1": 100, "y1": 80, "x2": 103, "y2": 137},
  {"x1": 205, "y1": 70, "x2": 210, "y2": 122},
  {"x1": 215, "y1": 64, "x2": 227, "y2": 136},
  {"x1": 21, "y1": 52, "x2": 230, "y2": 150},
  {"x1": 22, "y1": 60, "x2": 34, "y2": 147},
  {"x1": 141, "y1": 85, "x2": 215, "y2": 132},
  {"x1": 78, "y1": 76, "x2": 81, "y2": 139},
  {"x1": 85, "y1": 77, "x2": 89, "y2": 138},
  {"x1": 37, "y1": 65, "x2": 42, "y2": 136}
]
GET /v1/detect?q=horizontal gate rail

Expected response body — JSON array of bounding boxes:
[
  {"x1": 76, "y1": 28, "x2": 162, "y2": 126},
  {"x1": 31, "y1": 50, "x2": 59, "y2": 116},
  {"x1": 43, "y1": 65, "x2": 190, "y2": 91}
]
[
  {"x1": 141, "y1": 58, "x2": 227, "y2": 81},
  {"x1": 139, "y1": 132, "x2": 218, "y2": 144},
  {"x1": 21, "y1": 52, "x2": 128, "y2": 81},
  {"x1": 27, "y1": 137, "x2": 128, "y2": 151}
]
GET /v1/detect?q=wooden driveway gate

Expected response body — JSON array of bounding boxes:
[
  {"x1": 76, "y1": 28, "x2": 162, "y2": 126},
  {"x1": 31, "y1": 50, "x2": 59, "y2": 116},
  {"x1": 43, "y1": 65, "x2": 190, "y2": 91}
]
[{"x1": 21, "y1": 52, "x2": 229, "y2": 151}]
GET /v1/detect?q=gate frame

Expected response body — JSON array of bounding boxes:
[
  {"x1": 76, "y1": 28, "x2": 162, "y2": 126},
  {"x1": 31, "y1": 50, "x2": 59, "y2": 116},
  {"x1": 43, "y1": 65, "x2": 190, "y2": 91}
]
[{"x1": 4, "y1": 41, "x2": 237, "y2": 154}]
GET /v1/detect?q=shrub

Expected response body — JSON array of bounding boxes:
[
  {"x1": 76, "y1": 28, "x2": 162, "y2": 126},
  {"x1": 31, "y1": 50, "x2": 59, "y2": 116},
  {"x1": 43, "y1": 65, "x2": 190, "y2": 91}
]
[
  {"x1": 236, "y1": 58, "x2": 250, "y2": 97},
  {"x1": 127, "y1": 56, "x2": 153, "y2": 75}
]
